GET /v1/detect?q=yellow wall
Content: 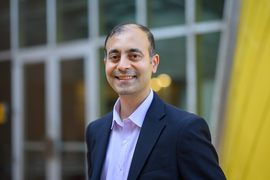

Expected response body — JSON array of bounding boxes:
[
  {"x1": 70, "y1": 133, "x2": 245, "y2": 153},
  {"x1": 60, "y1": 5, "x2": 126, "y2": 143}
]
[{"x1": 221, "y1": 0, "x2": 270, "y2": 179}]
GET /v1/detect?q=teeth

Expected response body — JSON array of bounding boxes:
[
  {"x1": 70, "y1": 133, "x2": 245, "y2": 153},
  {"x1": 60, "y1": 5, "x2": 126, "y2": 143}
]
[{"x1": 118, "y1": 76, "x2": 133, "y2": 80}]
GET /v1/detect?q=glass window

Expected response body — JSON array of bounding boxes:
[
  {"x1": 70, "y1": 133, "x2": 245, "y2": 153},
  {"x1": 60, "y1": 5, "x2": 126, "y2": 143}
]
[
  {"x1": 24, "y1": 151, "x2": 45, "y2": 180},
  {"x1": 0, "y1": 61, "x2": 11, "y2": 180},
  {"x1": 147, "y1": 0, "x2": 185, "y2": 28},
  {"x1": 61, "y1": 59, "x2": 85, "y2": 179},
  {"x1": 196, "y1": 0, "x2": 224, "y2": 22},
  {"x1": 61, "y1": 59, "x2": 85, "y2": 141},
  {"x1": 153, "y1": 37, "x2": 187, "y2": 110},
  {"x1": 57, "y1": 0, "x2": 88, "y2": 42},
  {"x1": 19, "y1": 0, "x2": 46, "y2": 47},
  {"x1": 24, "y1": 63, "x2": 45, "y2": 141},
  {"x1": 62, "y1": 152, "x2": 85, "y2": 180},
  {"x1": 196, "y1": 32, "x2": 220, "y2": 122},
  {"x1": 0, "y1": 0, "x2": 10, "y2": 50},
  {"x1": 24, "y1": 63, "x2": 45, "y2": 180},
  {"x1": 99, "y1": 0, "x2": 136, "y2": 35}
]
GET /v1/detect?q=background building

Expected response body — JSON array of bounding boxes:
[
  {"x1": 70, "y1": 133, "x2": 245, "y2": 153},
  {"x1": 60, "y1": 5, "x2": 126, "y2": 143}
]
[{"x1": 0, "y1": 0, "x2": 269, "y2": 179}]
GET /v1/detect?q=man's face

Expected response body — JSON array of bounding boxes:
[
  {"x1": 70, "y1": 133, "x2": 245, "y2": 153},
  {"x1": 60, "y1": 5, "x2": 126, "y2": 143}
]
[{"x1": 104, "y1": 27, "x2": 159, "y2": 97}]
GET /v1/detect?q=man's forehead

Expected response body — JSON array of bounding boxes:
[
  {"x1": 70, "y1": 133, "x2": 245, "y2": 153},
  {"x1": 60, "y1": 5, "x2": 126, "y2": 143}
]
[
  {"x1": 108, "y1": 26, "x2": 146, "y2": 41},
  {"x1": 110, "y1": 24, "x2": 140, "y2": 37},
  {"x1": 106, "y1": 29, "x2": 148, "y2": 48}
]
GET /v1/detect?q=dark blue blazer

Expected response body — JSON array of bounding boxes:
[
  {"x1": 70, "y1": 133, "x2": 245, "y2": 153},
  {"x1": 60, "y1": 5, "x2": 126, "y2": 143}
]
[{"x1": 86, "y1": 92, "x2": 226, "y2": 180}]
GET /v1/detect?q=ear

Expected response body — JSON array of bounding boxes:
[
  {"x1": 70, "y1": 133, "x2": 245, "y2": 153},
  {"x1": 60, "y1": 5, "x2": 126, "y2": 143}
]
[
  {"x1": 104, "y1": 59, "x2": 107, "y2": 66},
  {"x1": 151, "y1": 54, "x2": 159, "y2": 73}
]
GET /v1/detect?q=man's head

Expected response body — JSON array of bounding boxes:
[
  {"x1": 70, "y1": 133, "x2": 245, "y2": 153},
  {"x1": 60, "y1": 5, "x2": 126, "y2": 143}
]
[
  {"x1": 104, "y1": 23, "x2": 159, "y2": 98},
  {"x1": 104, "y1": 22, "x2": 156, "y2": 60}
]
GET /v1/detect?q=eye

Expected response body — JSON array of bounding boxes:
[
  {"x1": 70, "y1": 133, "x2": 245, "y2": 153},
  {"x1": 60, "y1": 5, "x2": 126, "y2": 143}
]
[
  {"x1": 112, "y1": 55, "x2": 118, "y2": 59},
  {"x1": 109, "y1": 54, "x2": 120, "y2": 61},
  {"x1": 129, "y1": 53, "x2": 141, "y2": 60}
]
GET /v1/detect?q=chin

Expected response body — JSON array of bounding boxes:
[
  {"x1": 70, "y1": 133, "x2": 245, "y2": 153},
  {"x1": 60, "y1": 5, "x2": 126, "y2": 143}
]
[{"x1": 116, "y1": 91, "x2": 135, "y2": 96}]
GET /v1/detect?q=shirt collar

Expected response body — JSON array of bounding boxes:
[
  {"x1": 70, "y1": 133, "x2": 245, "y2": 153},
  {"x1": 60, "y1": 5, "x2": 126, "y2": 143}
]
[{"x1": 111, "y1": 89, "x2": 154, "y2": 129}]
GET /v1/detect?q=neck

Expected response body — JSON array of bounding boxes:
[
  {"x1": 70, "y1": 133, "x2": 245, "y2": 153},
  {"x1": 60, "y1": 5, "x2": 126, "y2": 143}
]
[{"x1": 119, "y1": 89, "x2": 151, "y2": 120}]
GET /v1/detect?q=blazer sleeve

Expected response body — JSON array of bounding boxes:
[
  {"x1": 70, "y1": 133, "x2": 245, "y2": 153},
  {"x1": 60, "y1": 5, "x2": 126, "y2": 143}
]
[{"x1": 177, "y1": 117, "x2": 226, "y2": 180}]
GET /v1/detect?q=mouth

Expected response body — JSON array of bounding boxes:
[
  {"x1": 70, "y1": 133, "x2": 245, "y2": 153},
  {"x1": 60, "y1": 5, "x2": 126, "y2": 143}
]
[{"x1": 116, "y1": 76, "x2": 136, "y2": 80}]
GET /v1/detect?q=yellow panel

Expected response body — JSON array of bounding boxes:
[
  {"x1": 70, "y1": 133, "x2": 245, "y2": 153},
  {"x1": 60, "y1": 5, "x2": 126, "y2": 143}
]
[
  {"x1": 0, "y1": 103, "x2": 6, "y2": 124},
  {"x1": 221, "y1": 0, "x2": 259, "y2": 172},
  {"x1": 221, "y1": 0, "x2": 270, "y2": 179},
  {"x1": 246, "y1": 102, "x2": 270, "y2": 180}
]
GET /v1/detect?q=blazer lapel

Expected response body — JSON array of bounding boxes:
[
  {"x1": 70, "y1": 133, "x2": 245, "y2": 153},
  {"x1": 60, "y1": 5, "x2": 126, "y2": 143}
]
[
  {"x1": 127, "y1": 92, "x2": 166, "y2": 180},
  {"x1": 91, "y1": 112, "x2": 112, "y2": 180}
]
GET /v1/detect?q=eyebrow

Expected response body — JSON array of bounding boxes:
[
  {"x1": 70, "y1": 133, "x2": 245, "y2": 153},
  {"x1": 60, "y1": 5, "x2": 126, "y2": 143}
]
[
  {"x1": 108, "y1": 48, "x2": 144, "y2": 56},
  {"x1": 108, "y1": 49, "x2": 119, "y2": 56},
  {"x1": 128, "y1": 48, "x2": 144, "y2": 55}
]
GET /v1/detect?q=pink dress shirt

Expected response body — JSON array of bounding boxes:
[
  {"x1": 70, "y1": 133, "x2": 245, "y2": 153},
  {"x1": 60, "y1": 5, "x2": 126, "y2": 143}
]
[{"x1": 100, "y1": 89, "x2": 154, "y2": 180}]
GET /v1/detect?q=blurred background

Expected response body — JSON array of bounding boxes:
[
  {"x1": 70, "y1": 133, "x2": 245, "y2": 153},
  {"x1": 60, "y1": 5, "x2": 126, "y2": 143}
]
[{"x1": 0, "y1": 0, "x2": 269, "y2": 179}]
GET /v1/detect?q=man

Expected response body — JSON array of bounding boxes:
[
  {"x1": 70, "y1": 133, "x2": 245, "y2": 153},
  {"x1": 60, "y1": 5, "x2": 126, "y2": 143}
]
[{"x1": 86, "y1": 22, "x2": 226, "y2": 180}]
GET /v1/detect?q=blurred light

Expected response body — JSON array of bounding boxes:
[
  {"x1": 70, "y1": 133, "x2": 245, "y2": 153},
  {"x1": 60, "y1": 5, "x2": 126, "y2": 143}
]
[
  {"x1": 158, "y1": 74, "x2": 171, "y2": 88},
  {"x1": 151, "y1": 78, "x2": 162, "y2": 92},
  {"x1": 0, "y1": 103, "x2": 6, "y2": 124}
]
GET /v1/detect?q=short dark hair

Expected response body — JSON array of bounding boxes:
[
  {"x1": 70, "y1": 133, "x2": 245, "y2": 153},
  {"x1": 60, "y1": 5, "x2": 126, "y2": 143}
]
[{"x1": 104, "y1": 22, "x2": 156, "y2": 60}]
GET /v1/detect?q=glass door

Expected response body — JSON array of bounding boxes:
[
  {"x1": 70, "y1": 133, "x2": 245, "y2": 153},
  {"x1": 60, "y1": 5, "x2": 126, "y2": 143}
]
[
  {"x1": 19, "y1": 56, "x2": 87, "y2": 180},
  {"x1": 23, "y1": 62, "x2": 46, "y2": 180},
  {"x1": 60, "y1": 58, "x2": 86, "y2": 180}
]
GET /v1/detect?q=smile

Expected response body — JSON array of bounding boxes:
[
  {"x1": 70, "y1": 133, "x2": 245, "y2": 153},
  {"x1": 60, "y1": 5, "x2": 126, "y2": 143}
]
[{"x1": 117, "y1": 76, "x2": 135, "y2": 80}]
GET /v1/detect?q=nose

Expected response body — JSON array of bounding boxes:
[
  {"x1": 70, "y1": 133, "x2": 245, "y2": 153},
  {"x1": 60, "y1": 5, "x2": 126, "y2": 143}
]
[{"x1": 117, "y1": 56, "x2": 131, "y2": 72}]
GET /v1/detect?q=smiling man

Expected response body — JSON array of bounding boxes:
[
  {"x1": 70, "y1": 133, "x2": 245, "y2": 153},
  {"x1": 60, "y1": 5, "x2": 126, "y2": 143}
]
[{"x1": 86, "y1": 22, "x2": 226, "y2": 180}]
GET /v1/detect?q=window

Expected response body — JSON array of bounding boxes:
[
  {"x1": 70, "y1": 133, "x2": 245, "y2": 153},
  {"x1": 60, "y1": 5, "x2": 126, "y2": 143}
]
[
  {"x1": 0, "y1": 0, "x2": 10, "y2": 50},
  {"x1": 19, "y1": 0, "x2": 47, "y2": 47},
  {"x1": 57, "y1": 0, "x2": 88, "y2": 42},
  {"x1": 99, "y1": 0, "x2": 136, "y2": 35},
  {"x1": 148, "y1": 0, "x2": 185, "y2": 28}
]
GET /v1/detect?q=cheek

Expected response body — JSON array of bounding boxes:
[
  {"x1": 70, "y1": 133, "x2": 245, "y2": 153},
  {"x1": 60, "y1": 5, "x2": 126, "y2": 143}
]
[
  {"x1": 105, "y1": 63, "x2": 115, "y2": 75},
  {"x1": 135, "y1": 62, "x2": 151, "y2": 72}
]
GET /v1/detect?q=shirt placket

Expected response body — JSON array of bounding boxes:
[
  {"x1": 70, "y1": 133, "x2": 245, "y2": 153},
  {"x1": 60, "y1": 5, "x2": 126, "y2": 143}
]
[{"x1": 115, "y1": 119, "x2": 132, "y2": 180}]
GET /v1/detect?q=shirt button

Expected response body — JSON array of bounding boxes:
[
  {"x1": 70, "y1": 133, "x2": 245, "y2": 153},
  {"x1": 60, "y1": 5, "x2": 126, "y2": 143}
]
[
  {"x1": 119, "y1": 167, "x2": 122, "y2": 171},
  {"x1": 124, "y1": 140, "x2": 127, "y2": 144}
]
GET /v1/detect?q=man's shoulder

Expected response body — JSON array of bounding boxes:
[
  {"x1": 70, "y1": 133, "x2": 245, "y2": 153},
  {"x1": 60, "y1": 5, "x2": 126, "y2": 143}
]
[
  {"x1": 159, "y1": 102, "x2": 208, "y2": 131},
  {"x1": 164, "y1": 103, "x2": 199, "y2": 119},
  {"x1": 86, "y1": 111, "x2": 113, "y2": 144},
  {"x1": 87, "y1": 111, "x2": 113, "y2": 131},
  {"x1": 151, "y1": 91, "x2": 203, "y2": 123}
]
